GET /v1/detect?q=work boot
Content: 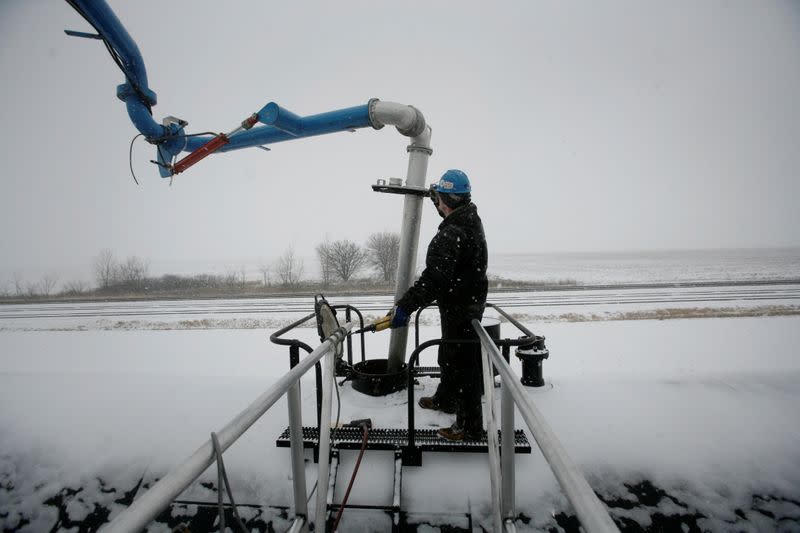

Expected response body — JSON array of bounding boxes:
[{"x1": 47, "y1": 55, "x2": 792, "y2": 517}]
[
  {"x1": 418, "y1": 396, "x2": 456, "y2": 414},
  {"x1": 437, "y1": 422, "x2": 484, "y2": 442}
]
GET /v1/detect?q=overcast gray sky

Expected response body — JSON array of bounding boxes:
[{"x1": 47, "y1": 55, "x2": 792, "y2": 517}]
[{"x1": 2, "y1": 0, "x2": 799, "y2": 283}]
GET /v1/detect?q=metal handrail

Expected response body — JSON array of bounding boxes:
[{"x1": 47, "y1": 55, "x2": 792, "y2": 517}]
[
  {"x1": 287, "y1": 517, "x2": 306, "y2": 533},
  {"x1": 103, "y1": 321, "x2": 356, "y2": 533},
  {"x1": 413, "y1": 302, "x2": 537, "y2": 349},
  {"x1": 479, "y1": 332, "x2": 503, "y2": 532},
  {"x1": 472, "y1": 320, "x2": 620, "y2": 533},
  {"x1": 270, "y1": 312, "x2": 324, "y2": 433},
  {"x1": 314, "y1": 336, "x2": 337, "y2": 530},
  {"x1": 335, "y1": 304, "x2": 366, "y2": 365},
  {"x1": 269, "y1": 306, "x2": 366, "y2": 434},
  {"x1": 269, "y1": 312, "x2": 317, "y2": 349}
]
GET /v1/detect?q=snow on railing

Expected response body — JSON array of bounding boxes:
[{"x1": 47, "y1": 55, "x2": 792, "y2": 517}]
[
  {"x1": 473, "y1": 320, "x2": 620, "y2": 533},
  {"x1": 102, "y1": 321, "x2": 356, "y2": 533}
]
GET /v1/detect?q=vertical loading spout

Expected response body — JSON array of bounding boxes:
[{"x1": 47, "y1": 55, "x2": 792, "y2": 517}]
[{"x1": 367, "y1": 99, "x2": 433, "y2": 372}]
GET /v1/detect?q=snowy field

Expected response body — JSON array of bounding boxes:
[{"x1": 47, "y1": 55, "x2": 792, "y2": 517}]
[
  {"x1": 488, "y1": 247, "x2": 800, "y2": 286},
  {"x1": 1, "y1": 285, "x2": 800, "y2": 532}
]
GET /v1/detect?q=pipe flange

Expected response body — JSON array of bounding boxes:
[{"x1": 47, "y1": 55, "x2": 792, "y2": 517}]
[
  {"x1": 407, "y1": 144, "x2": 433, "y2": 156},
  {"x1": 367, "y1": 98, "x2": 385, "y2": 130},
  {"x1": 396, "y1": 105, "x2": 426, "y2": 138}
]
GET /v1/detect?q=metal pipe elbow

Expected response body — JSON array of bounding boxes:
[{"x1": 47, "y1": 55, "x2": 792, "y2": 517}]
[{"x1": 368, "y1": 99, "x2": 427, "y2": 138}]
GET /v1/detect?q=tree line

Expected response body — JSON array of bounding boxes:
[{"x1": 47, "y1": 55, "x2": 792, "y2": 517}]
[
  {"x1": 276, "y1": 232, "x2": 400, "y2": 287},
  {"x1": 0, "y1": 233, "x2": 400, "y2": 299}
]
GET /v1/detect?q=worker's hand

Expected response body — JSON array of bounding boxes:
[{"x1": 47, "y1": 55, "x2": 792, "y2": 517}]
[{"x1": 389, "y1": 306, "x2": 410, "y2": 329}]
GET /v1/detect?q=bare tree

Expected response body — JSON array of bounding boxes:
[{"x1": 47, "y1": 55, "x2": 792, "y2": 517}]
[
  {"x1": 328, "y1": 240, "x2": 367, "y2": 282},
  {"x1": 275, "y1": 246, "x2": 304, "y2": 286},
  {"x1": 224, "y1": 268, "x2": 240, "y2": 290},
  {"x1": 26, "y1": 282, "x2": 39, "y2": 298},
  {"x1": 118, "y1": 256, "x2": 150, "y2": 291},
  {"x1": 239, "y1": 265, "x2": 247, "y2": 290},
  {"x1": 39, "y1": 273, "x2": 59, "y2": 296},
  {"x1": 94, "y1": 248, "x2": 117, "y2": 290},
  {"x1": 366, "y1": 232, "x2": 400, "y2": 283},
  {"x1": 62, "y1": 280, "x2": 88, "y2": 295},
  {"x1": 12, "y1": 272, "x2": 25, "y2": 297},
  {"x1": 0, "y1": 280, "x2": 9, "y2": 298},
  {"x1": 316, "y1": 241, "x2": 335, "y2": 286},
  {"x1": 258, "y1": 264, "x2": 271, "y2": 287}
]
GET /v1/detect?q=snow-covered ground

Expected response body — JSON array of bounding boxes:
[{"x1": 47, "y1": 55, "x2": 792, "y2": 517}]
[{"x1": 1, "y1": 289, "x2": 800, "y2": 531}]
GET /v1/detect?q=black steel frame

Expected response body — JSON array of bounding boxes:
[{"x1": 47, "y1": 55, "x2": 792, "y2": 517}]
[
  {"x1": 269, "y1": 304, "x2": 367, "y2": 431},
  {"x1": 269, "y1": 300, "x2": 539, "y2": 465},
  {"x1": 268, "y1": 300, "x2": 539, "y2": 530}
]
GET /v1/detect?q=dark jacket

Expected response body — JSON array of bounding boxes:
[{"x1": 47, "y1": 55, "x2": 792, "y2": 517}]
[{"x1": 397, "y1": 202, "x2": 488, "y2": 321}]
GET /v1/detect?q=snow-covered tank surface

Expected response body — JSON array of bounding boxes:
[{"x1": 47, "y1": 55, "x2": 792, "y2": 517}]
[{"x1": 1, "y1": 291, "x2": 799, "y2": 531}]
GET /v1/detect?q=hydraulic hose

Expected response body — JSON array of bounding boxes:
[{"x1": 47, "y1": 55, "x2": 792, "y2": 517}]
[{"x1": 331, "y1": 422, "x2": 370, "y2": 531}]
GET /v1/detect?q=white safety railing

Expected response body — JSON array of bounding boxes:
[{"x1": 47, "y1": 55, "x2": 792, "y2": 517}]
[
  {"x1": 473, "y1": 320, "x2": 620, "y2": 533},
  {"x1": 102, "y1": 321, "x2": 356, "y2": 533}
]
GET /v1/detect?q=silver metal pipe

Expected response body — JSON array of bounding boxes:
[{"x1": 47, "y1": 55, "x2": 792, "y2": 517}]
[
  {"x1": 102, "y1": 323, "x2": 355, "y2": 533},
  {"x1": 387, "y1": 126, "x2": 432, "y2": 371},
  {"x1": 287, "y1": 378, "x2": 308, "y2": 530},
  {"x1": 369, "y1": 100, "x2": 426, "y2": 137},
  {"x1": 501, "y1": 369, "x2": 516, "y2": 520},
  {"x1": 314, "y1": 349, "x2": 336, "y2": 530},
  {"x1": 392, "y1": 452, "x2": 403, "y2": 529},
  {"x1": 392, "y1": 453, "x2": 402, "y2": 509},
  {"x1": 473, "y1": 321, "x2": 620, "y2": 533},
  {"x1": 503, "y1": 518, "x2": 518, "y2": 533},
  {"x1": 480, "y1": 344, "x2": 503, "y2": 533},
  {"x1": 287, "y1": 517, "x2": 306, "y2": 533},
  {"x1": 326, "y1": 452, "x2": 339, "y2": 510}
]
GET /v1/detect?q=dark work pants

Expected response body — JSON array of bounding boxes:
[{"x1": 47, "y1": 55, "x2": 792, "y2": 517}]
[{"x1": 435, "y1": 307, "x2": 484, "y2": 433}]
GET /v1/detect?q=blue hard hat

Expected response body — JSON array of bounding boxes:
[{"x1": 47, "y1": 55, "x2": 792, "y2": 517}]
[{"x1": 435, "y1": 169, "x2": 471, "y2": 194}]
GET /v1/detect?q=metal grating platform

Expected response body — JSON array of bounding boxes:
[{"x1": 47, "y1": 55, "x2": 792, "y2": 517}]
[
  {"x1": 345, "y1": 365, "x2": 441, "y2": 376},
  {"x1": 276, "y1": 426, "x2": 531, "y2": 454},
  {"x1": 413, "y1": 365, "x2": 441, "y2": 377}
]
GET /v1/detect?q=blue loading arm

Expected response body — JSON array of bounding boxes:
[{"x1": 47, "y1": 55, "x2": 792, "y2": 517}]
[{"x1": 65, "y1": 0, "x2": 376, "y2": 177}]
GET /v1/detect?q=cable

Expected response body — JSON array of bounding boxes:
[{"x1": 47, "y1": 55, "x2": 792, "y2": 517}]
[
  {"x1": 151, "y1": 131, "x2": 220, "y2": 142},
  {"x1": 306, "y1": 480, "x2": 318, "y2": 505},
  {"x1": 331, "y1": 423, "x2": 369, "y2": 532},
  {"x1": 128, "y1": 133, "x2": 143, "y2": 185},
  {"x1": 333, "y1": 371, "x2": 342, "y2": 445}
]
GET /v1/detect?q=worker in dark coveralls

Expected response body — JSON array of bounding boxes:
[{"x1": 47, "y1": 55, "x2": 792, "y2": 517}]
[{"x1": 389, "y1": 169, "x2": 488, "y2": 441}]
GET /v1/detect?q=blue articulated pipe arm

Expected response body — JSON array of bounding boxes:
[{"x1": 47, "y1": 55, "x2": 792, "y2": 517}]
[
  {"x1": 183, "y1": 103, "x2": 374, "y2": 153},
  {"x1": 65, "y1": 1, "x2": 390, "y2": 178},
  {"x1": 67, "y1": 0, "x2": 167, "y2": 140}
]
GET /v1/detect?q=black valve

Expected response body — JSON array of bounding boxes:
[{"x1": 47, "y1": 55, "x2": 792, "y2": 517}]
[{"x1": 515, "y1": 335, "x2": 549, "y2": 387}]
